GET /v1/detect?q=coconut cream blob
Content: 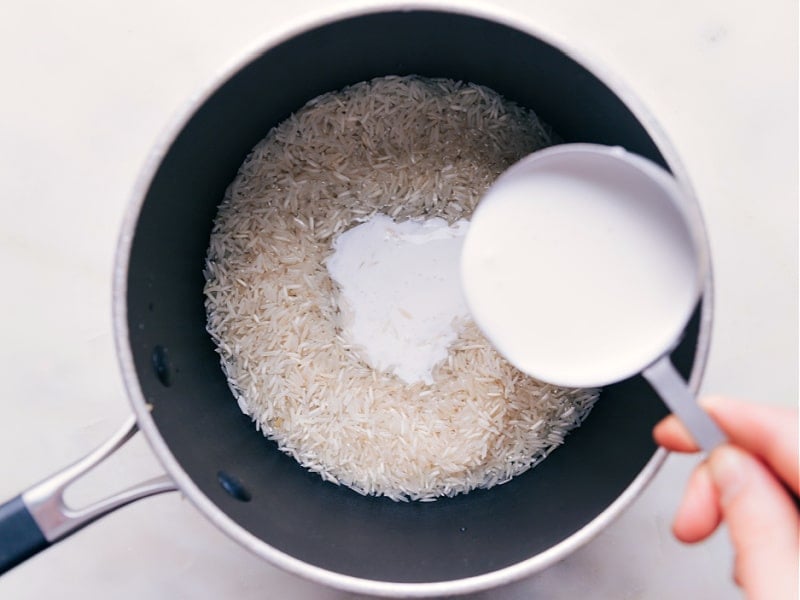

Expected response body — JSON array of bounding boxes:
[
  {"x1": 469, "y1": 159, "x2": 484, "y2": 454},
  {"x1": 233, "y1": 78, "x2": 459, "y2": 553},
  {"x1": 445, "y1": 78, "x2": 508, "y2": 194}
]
[{"x1": 327, "y1": 213, "x2": 470, "y2": 384}]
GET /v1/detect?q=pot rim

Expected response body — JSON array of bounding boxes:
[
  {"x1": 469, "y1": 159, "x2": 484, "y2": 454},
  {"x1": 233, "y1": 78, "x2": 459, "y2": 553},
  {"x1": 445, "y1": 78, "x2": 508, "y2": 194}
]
[{"x1": 112, "y1": 1, "x2": 714, "y2": 596}]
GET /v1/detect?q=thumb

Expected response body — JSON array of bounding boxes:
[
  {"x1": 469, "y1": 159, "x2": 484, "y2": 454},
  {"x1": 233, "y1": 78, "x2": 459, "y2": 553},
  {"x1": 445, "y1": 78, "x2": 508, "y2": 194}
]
[{"x1": 707, "y1": 445, "x2": 799, "y2": 599}]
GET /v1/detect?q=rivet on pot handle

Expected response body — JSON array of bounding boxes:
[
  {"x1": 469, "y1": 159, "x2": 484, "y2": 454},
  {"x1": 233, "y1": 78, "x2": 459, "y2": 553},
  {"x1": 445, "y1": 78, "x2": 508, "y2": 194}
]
[{"x1": 0, "y1": 417, "x2": 177, "y2": 575}]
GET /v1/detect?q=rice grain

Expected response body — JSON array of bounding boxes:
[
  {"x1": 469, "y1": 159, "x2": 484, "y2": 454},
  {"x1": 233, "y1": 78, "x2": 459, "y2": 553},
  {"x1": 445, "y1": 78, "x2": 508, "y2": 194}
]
[{"x1": 204, "y1": 76, "x2": 598, "y2": 501}]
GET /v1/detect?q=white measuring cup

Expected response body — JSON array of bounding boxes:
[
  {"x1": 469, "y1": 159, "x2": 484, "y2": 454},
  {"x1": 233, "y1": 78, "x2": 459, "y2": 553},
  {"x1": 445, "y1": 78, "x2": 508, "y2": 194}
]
[{"x1": 461, "y1": 143, "x2": 725, "y2": 451}]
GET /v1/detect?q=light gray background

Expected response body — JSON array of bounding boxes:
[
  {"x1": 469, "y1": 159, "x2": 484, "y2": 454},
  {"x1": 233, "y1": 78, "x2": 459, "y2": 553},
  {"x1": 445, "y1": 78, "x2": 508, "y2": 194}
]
[{"x1": 0, "y1": 0, "x2": 796, "y2": 598}]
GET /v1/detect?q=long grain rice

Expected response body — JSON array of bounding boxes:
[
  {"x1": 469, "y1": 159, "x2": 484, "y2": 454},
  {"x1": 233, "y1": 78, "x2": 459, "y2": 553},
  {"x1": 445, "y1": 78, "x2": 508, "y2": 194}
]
[{"x1": 204, "y1": 76, "x2": 598, "y2": 501}]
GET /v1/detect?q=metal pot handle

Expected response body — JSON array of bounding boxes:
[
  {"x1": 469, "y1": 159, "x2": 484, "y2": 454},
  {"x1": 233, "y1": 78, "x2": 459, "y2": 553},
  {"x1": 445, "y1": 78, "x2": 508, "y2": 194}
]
[{"x1": 0, "y1": 417, "x2": 177, "y2": 575}]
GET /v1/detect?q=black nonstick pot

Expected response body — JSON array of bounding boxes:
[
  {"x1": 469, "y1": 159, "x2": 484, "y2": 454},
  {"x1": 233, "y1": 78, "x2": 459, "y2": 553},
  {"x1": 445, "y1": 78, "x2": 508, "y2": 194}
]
[{"x1": 0, "y1": 6, "x2": 712, "y2": 596}]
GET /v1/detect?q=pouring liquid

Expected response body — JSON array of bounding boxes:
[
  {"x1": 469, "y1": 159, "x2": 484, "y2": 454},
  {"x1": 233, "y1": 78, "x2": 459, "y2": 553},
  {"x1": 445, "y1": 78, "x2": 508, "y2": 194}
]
[{"x1": 460, "y1": 146, "x2": 702, "y2": 389}]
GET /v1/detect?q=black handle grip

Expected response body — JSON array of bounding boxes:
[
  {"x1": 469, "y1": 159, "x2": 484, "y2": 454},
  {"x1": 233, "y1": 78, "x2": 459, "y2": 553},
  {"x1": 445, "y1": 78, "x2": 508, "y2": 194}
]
[{"x1": 0, "y1": 495, "x2": 49, "y2": 575}]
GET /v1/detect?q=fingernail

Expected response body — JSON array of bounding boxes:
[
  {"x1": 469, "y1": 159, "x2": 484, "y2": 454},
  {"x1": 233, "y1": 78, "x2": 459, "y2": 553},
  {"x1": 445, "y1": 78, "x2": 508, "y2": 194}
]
[
  {"x1": 698, "y1": 396, "x2": 715, "y2": 410},
  {"x1": 708, "y1": 446, "x2": 748, "y2": 507},
  {"x1": 698, "y1": 395, "x2": 723, "y2": 412}
]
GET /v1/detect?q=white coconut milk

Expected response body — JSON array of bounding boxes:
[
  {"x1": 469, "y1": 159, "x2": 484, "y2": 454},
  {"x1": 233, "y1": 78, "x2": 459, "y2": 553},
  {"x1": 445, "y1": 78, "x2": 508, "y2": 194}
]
[
  {"x1": 460, "y1": 157, "x2": 700, "y2": 388},
  {"x1": 327, "y1": 213, "x2": 470, "y2": 384}
]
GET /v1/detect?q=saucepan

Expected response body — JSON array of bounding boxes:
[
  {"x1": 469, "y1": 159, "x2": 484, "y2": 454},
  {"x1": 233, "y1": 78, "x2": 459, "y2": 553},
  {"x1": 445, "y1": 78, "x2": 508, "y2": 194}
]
[{"x1": 0, "y1": 5, "x2": 712, "y2": 596}]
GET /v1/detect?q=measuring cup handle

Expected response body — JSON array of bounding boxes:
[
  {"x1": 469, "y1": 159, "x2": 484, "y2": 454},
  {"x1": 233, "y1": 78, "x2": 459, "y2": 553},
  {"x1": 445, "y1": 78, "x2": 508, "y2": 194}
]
[{"x1": 643, "y1": 356, "x2": 726, "y2": 452}]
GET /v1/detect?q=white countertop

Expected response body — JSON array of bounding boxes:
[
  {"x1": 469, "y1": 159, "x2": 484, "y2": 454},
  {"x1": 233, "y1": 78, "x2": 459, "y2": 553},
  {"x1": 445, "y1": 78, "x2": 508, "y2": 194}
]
[{"x1": 0, "y1": 1, "x2": 796, "y2": 598}]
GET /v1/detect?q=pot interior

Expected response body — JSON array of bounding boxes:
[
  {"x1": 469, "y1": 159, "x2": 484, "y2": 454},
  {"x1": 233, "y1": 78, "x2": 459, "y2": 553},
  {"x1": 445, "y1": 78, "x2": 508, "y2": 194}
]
[{"x1": 124, "y1": 10, "x2": 699, "y2": 584}]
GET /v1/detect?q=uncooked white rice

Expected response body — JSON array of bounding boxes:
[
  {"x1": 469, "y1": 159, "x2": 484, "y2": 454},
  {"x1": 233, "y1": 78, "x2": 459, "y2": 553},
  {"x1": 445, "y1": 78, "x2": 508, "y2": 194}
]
[{"x1": 204, "y1": 75, "x2": 598, "y2": 501}]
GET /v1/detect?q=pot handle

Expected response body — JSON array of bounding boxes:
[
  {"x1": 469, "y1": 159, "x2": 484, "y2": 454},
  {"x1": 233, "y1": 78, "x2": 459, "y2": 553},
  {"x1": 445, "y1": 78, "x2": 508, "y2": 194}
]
[{"x1": 0, "y1": 417, "x2": 177, "y2": 575}]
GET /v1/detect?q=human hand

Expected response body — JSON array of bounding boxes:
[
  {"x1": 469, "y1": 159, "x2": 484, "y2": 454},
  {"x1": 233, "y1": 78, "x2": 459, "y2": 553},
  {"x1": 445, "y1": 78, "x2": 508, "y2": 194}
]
[{"x1": 653, "y1": 395, "x2": 799, "y2": 600}]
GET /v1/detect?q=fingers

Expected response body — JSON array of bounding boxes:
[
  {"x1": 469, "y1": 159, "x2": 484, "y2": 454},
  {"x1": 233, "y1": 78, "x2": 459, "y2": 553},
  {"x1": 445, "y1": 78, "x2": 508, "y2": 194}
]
[
  {"x1": 672, "y1": 462, "x2": 722, "y2": 543},
  {"x1": 707, "y1": 445, "x2": 799, "y2": 598},
  {"x1": 655, "y1": 397, "x2": 800, "y2": 597},
  {"x1": 701, "y1": 396, "x2": 798, "y2": 494},
  {"x1": 653, "y1": 414, "x2": 699, "y2": 452},
  {"x1": 653, "y1": 395, "x2": 799, "y2": 494}
]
